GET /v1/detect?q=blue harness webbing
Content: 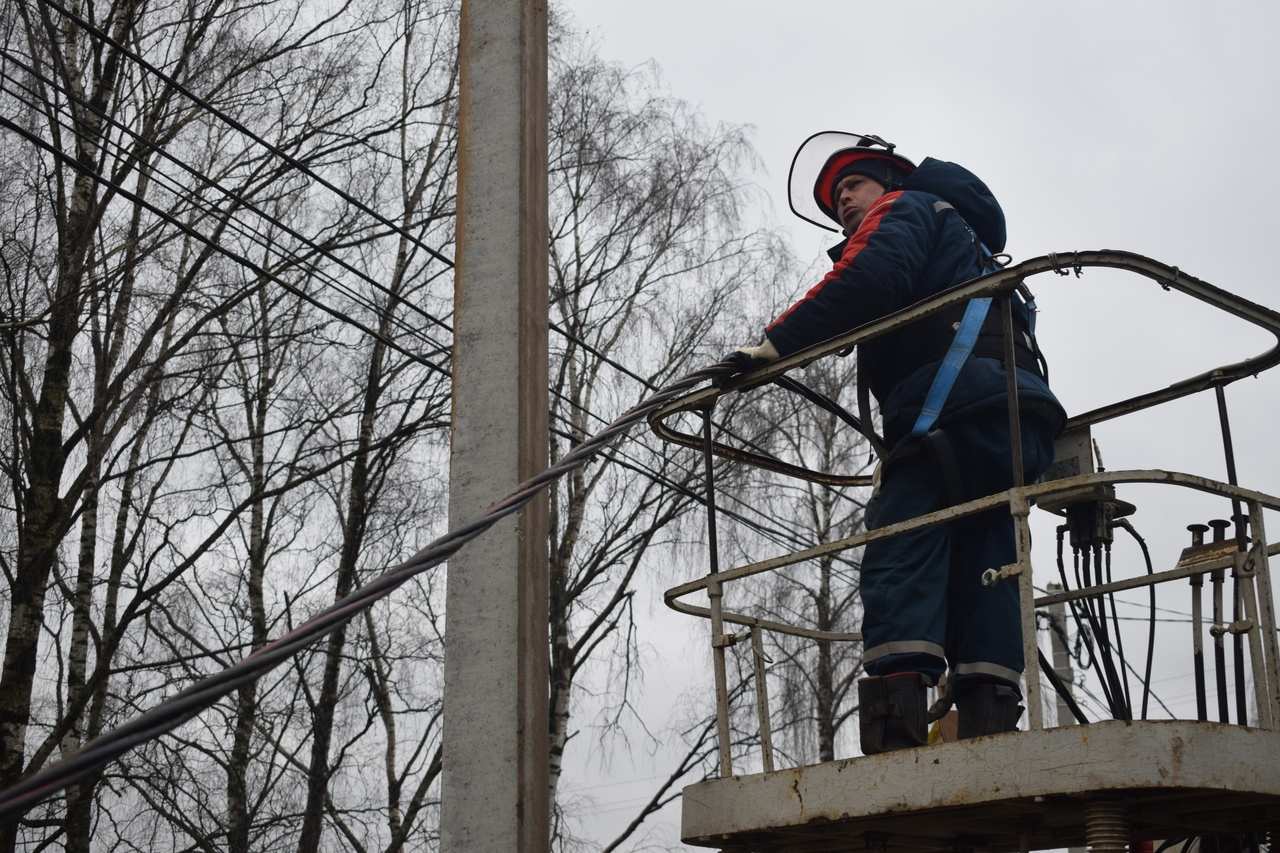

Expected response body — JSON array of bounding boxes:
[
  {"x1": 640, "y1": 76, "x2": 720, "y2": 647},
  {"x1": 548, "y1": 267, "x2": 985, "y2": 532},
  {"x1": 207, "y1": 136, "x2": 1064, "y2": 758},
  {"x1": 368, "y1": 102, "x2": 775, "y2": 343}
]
[
  {"x1": 909, "y1": 238, "x2": 1028, "y2": 438},
  {"x1": 909, "y1": 295, "x2": 992, "y2": 437}
]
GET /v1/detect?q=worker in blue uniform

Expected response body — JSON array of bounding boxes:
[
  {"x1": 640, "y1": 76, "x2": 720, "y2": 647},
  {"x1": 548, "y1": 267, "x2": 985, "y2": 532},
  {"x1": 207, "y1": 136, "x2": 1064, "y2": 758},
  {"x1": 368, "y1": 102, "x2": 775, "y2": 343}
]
[{"x1": 727, "y1": 136, "x2": 1066, "y2": 754}]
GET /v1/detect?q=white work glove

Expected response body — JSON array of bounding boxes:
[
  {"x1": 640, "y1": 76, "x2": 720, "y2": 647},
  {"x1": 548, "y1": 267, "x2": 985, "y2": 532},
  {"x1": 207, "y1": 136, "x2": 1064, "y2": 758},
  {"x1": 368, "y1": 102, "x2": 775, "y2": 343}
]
[{"x1": 722, "y1": 339, "x2": 779, "y2": 374}]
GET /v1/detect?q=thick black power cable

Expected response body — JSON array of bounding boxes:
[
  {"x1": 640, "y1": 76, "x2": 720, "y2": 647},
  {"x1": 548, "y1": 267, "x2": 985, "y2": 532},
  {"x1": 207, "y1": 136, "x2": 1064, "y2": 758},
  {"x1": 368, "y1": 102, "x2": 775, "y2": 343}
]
[
  {"x1": 1037, "y1": 648, "x2": 1089, "y2": 725},
  {"x1": 1103, "y1": 543, "x2": 1135, "y2": 716},
  {"x1": 4, "y1": 67, "x2": 862, "y2": 591},
  {"x1": 11, "y1": 51, "x2": 805, "y2": 484},
  {"x1": 0, "y1": 355, "x2": 738, "y2": 819},
  {"x1": 8, "y1": 19, "x2": 822, "y2": 495},
  {"x1": 549, "y1": 401, "x2": 864, "y2": 581},
  {"x1": 1057, "y1": 527, "x2": 1128, "y2": 719},
  {"x1": 1115, "y1": 519, "x2": 1157, "y2": 720}
]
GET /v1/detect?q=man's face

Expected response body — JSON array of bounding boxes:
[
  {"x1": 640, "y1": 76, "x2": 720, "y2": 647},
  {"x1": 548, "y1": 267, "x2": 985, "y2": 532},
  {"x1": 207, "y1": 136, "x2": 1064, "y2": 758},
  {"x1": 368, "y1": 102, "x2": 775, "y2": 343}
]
[{"x1": 834, "y1": 173, "x2": 887, "y2": 235}]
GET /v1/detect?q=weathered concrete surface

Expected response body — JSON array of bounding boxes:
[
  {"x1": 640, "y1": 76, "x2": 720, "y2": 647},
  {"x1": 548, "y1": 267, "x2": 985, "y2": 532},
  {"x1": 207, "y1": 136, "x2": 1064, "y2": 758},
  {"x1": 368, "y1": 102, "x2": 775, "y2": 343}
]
[
  {"x1": 682, "y1": 721, "x2": 1280, "y2": 851},
  {"x1": 441, "y1": 1, "x2": 549, "y2": 852}
]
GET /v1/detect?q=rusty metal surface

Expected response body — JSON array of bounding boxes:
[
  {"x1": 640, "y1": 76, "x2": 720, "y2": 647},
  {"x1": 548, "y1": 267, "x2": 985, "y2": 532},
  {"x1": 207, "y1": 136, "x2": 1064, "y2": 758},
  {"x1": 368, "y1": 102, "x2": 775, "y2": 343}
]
[
  {"x1": 681, "y1": 721, "x2": 1280, "y2": 851},
  {"x1": 650, "y1": 251, "x2": 1280, "y2": 483},
  {"x1": 665, "y1": 470, "x2": 1280, "y2": 646}
]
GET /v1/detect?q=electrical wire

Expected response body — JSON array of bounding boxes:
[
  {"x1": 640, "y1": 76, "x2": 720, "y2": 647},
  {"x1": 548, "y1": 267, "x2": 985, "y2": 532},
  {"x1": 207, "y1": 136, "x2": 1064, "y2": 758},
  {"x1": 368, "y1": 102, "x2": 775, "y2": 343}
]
[
  {"x1": 0, "y1": 65, "x2": 455, "y2": 363},
  {"x1": 0, "y1": 110, "x2": 451, "y2": 390},
  {"x1": 0, "y1": 354, "x2": 740, "y2": 819},
  {"x1": 33, "y1": 0, "x2": 456, "y2": 271},
  {"x1": 1056, "y1": 527, "x2": 1126, "y2": 720},
  {"x1": 5, "y1": 46, "x2": 869, "y2": 667},
  {"x1": 7, "y1": 50, "x2": 816, "y2": 496},
  {"x1": 0, "y1": 1, "x2": 889, "y2": 819},
  {"x1": 1115, "y1": 519, "x2": 1157, "y2": 720}
]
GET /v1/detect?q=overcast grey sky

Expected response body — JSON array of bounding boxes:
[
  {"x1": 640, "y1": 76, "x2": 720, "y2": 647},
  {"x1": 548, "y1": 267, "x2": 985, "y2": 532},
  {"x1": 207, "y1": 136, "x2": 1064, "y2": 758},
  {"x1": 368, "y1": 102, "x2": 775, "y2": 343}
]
[{"x1": 554, "y1": 2, "x2": 1280, "y2": 848}]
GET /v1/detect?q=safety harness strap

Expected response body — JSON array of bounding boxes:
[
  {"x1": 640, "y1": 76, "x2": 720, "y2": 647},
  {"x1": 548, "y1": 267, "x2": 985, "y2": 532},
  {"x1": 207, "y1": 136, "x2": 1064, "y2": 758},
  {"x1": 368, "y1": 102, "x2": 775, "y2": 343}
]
[{"x1": 910, "y1": 295, "x2": 993, "y2": 437}]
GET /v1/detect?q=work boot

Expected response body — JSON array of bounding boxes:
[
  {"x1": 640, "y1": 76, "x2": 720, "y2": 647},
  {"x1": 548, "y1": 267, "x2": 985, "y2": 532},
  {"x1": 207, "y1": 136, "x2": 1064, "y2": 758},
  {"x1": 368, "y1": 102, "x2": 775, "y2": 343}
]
[
  {"x1": 955, "y1": 681, "x2": 1024, "y2": 739},
  {"x1": 858, "y1": 673, "x2": 928, "y2": 755}
]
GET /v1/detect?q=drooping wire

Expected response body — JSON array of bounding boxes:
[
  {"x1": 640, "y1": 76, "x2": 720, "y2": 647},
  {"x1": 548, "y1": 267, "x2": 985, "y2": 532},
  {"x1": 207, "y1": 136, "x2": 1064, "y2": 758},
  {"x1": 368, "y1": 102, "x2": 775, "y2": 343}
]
[
  {"x1": 0, "y1": 64, "x2": 455, "y2": 363},
  {"x1": 4, "y1": 53, "x2": 866, "y2": 594},
  {"x1": 1103, "y1": 542, "x2": 1134, "y2": 715},
  {"x1": 33, "y1": 0, "x2": 456, "y2": 271},
  {"x1": 1115, "y1": 518, "x2": 1157, "y2": 720},
  {"x1": 0, "y1": 349, "x2": 740, "y2": 818},
  {"x1": 1056, "y1": 526, "x2": 1130, "y2": 720}
]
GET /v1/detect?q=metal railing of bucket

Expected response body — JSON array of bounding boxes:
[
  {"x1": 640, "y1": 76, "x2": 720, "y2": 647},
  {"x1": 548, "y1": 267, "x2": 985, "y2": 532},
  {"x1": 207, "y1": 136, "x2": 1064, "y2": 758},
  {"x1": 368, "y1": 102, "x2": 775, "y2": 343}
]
[{"x1": 649, "y1": 250, "x2": 1280, "y2": 776}]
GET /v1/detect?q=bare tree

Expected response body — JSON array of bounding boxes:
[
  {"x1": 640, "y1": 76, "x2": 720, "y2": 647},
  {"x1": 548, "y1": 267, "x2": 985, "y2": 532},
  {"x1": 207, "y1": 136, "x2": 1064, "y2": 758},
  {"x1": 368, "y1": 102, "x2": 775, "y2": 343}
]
[
  {"x1": 542, "y1": 40, "x2": 786, "y2": 849},
  {"x1": 0, "y1": 1, "x2": 457, "y2": 850},
  {"x1": 0, "y1": 4, "x2": 806, "y2": 852}
]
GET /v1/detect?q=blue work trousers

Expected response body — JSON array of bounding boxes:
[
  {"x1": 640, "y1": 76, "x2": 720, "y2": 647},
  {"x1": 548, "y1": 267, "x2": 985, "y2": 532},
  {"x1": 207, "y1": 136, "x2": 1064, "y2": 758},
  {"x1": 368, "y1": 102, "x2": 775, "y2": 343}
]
[{"x1": 861, "y1": 410, "x2": 1057, "y2": 689}]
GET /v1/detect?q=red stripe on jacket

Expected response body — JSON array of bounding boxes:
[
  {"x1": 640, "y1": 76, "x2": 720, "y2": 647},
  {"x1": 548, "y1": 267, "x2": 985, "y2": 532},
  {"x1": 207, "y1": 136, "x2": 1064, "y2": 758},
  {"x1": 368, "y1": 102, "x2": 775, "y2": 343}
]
[{"x1": 766, "y1": 190, "x2": 904, "y2": 333}]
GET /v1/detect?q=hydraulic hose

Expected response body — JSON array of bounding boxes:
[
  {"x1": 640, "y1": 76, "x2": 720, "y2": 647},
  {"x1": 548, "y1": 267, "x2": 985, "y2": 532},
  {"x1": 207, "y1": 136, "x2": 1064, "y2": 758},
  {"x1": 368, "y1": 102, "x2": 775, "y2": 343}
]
[{"x1": 0, "y1": 360, "x2": 738, "y2": 821}]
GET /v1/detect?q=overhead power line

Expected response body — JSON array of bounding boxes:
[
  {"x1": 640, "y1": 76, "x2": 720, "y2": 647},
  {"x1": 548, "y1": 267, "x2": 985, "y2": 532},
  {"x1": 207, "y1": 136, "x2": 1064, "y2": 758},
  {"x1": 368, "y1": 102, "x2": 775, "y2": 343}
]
[
  {"x1": 35, "y1": 0, "x2": 457, "y2": 271},
  {"x1": 0, "y1": 349, "x2": 739, "y2": 818},
  {"x1": 0, "y1": 63, "x2": 455, "y2": 357}
]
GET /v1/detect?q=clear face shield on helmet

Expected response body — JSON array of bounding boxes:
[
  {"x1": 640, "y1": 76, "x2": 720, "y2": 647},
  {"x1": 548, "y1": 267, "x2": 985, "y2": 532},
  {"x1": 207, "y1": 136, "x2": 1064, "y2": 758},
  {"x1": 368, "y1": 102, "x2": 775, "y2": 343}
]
[{"x1": 787, "y1": 131, "x2": 915, "y2": 233}]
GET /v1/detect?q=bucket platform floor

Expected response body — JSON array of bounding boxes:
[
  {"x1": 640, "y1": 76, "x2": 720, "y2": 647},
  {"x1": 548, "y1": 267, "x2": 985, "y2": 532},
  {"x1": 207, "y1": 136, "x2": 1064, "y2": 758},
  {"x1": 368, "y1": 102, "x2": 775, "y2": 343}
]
[{"x1": 681, "y1": 721, "x2": 1280, "y2": 851}]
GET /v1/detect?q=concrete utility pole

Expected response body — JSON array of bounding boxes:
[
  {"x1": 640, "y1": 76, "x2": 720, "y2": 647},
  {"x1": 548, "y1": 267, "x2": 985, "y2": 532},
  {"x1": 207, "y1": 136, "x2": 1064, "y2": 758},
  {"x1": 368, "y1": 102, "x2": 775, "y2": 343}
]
[
  {"x1": 1046, "y1": 583, "x2": 1085, "y2": 853},
  {"x1": 441, "y1": 1, "x2": 549, "y2": 851},
  {"x1": 1046, "y1": 583, "x2": 1076, "y2": 728}
]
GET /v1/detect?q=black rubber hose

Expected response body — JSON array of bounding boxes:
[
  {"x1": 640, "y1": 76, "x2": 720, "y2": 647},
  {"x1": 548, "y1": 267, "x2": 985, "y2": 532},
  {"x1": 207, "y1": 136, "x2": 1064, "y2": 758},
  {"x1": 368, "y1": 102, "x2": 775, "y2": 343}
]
[
  {"x1": 1038, "y1": 649, "x2": 1090, "y2": 725},
  {"x1": 1115, "y1": 519, "x2": 1156, "y2": 720},
  {"x1": 773, "y1": 374, "x2": 888, "y2": 458},
  {"x1": 1103, "y1": 543, "x2": 1134, "y2": 715}
]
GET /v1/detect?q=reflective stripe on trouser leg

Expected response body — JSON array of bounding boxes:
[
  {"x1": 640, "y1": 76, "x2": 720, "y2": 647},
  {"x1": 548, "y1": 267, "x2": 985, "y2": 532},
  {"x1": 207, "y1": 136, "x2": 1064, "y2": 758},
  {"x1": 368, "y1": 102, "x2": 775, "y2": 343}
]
[
  {"x1": 953, "y1": 660, "x2": 1023, "y2": 687},
  {"x1": 861, "y1": 448, "x2": 948, "y2": 682},
  {"x1": 864, "y1": 641, "x2": 947, "y2": 665}
]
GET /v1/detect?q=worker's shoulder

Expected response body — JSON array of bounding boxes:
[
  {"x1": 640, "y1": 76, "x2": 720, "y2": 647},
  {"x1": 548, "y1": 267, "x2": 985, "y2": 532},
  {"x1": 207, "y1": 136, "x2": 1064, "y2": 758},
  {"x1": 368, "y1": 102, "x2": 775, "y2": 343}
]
[{"x1": 873, "y1": 188, "x2": 956, "y2": 221}]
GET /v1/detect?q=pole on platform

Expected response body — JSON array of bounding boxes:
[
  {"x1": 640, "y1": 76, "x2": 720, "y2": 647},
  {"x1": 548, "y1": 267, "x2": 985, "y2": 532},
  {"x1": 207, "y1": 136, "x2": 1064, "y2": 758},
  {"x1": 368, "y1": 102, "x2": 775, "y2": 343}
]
[
  {"x1": 1046, "y1": 584, "x2": 1076, "y2": 728},
  {"x1": 1047, "y1": 585, "x2": 1087, "y2": 853},
  {"x1": 442, "y1": 1, "x2": 550, "y2": 851}
]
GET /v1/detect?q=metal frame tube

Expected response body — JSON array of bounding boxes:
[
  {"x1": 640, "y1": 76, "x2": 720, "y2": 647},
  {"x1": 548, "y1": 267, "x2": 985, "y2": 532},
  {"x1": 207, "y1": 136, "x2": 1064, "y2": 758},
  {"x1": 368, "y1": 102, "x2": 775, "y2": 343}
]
[
  {"x1": 1218, "y1": 384, "x2": 1251, "y2": 724},
  {"x1": 651, "y1": 252, "x2": 1280, "y2": 476},
  {"x1": 702, "y1": 408, "x2": 734, "y2": 775},
  {"x1": 1192, "y1": 573, "x2": 1208, "y2": 721},
  {"x1": 707, "y1": 580, "x2": 734, "y2": 776},
  {"x1": 1013, "y1": 497, "x2": 1043, "y2": 730},
  {"x1": 1248, "y1": 502, "x2": 1280, "y2": 725},
  {"x1": 1003, "y1": 296, "x2": 1044, "y2": 729},
  {"x1": 1236, "y1": 548, "x2": 1274, "y2": 729},
  {"x1": 751, "y1": 627, "x2": 775, "y2": 773}
]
